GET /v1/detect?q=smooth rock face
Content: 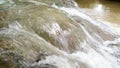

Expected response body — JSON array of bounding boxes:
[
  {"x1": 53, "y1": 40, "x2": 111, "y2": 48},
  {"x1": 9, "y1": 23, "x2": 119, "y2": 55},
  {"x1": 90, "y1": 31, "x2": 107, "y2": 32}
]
[{"x1": 0, "y1": 0, "x2": 85, "y2": 68}]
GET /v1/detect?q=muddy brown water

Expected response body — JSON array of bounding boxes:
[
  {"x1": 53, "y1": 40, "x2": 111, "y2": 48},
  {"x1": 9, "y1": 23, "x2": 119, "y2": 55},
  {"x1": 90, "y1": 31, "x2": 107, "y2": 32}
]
[{"x1": 75, "y1": 0, "x2": 120, "y2": 27}]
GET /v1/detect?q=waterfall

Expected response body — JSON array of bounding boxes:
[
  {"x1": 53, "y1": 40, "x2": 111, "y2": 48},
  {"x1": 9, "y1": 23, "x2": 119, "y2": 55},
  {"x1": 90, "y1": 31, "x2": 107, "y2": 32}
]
[{"x1": 0, "y1": 0, "x2": 120, "y2": 68}]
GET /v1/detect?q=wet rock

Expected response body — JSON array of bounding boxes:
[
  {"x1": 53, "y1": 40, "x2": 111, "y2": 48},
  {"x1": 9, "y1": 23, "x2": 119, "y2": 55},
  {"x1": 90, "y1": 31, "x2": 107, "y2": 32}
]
[
  {"x1": 0, "y1": 10, "x2": 9, "y2": 28},
  {"x1": 0, "y1": 55, "x2": 15, "y2": 68},
  {"x1": 31, "y1": 64, "x2": 57, "y2": 68},
  {"x1": 36, "y1": 51, "x2": 49, "y2": 62},
  {"x1": 13, "y1": 0, "x2": 76, "y2": 7},
  {"x1": 0, "y1": 49, "x2": 29, "y2": 68},
  {"x1": 0, "y1": 1, "x2": 86, "y2": 53},
  {"x1": 0, "y1": 0, "x2": 85, "y2": 67},
  {"x1": 0, "y1": 28, "x2": 53, "y2": 63}
]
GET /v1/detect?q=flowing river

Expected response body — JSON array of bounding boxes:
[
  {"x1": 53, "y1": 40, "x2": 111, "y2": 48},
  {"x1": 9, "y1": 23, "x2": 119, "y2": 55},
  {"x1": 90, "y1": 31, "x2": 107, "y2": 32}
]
[
  {"x1": 0, "y1": 0, "x2": 120, "y2": 68},
  {"x1": 75, "y1": 0, "x2": 120, "y2": 27}
]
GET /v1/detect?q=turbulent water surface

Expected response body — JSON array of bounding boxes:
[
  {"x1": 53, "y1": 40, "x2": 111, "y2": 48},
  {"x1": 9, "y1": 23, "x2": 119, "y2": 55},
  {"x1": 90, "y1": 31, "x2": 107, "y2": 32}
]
[{"x1": 0, "y1": 0, "x2": 120, "y2": 68}]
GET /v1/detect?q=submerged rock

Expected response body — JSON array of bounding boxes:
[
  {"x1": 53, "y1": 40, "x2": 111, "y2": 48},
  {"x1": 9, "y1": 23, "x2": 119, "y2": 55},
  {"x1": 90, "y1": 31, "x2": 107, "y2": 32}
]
[
  {"x1": 0, "y1": 0, "x2": 85, "y2": 67},
  {"x1": 0, "y1": 0, "x2": 86, "y2": 53}
]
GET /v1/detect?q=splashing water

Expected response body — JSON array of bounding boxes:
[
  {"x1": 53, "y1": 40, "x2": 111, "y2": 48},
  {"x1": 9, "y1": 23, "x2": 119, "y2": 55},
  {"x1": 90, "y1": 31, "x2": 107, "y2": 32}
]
[{"x1": 0, "y1": 0, "x2": 120, "y2": 68}]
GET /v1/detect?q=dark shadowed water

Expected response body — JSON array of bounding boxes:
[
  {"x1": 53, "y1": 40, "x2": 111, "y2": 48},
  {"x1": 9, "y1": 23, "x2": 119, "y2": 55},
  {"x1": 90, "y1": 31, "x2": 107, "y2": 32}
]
[{"x1": 75, "y1": 0, "x2": 120, "y2": 27}]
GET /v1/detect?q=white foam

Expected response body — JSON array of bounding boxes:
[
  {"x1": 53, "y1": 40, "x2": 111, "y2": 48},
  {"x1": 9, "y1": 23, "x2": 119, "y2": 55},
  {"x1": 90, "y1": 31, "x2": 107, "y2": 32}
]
[
  {"x1": 59, "y1": 7, "x2": 120, "y2": 35},
  {"x1": 28, "y1": 0, "x2": 48, "y2": 6},
  {"x1": 103, "y1": 38, "x2": 120, "y2": 46},
  {"x1": 35, "y1": 55, "x2": 77, "y2": 68}
]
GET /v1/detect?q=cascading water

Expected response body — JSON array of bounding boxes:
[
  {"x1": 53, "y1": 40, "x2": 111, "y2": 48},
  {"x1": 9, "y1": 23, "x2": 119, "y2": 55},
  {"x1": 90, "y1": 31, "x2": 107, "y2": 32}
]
[{"x1": 0, "y1": 0, "x2": 120, "y2": 68}]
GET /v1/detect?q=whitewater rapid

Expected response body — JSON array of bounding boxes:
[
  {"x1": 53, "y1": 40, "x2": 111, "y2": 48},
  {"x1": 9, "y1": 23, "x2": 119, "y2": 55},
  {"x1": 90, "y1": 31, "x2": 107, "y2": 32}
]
[
  {"x1": 30, "y1": 4, "x2": 120, "y2": 68},
  {"x1": 0, "y1": 0, "x2": 120, "y2": 68}
]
